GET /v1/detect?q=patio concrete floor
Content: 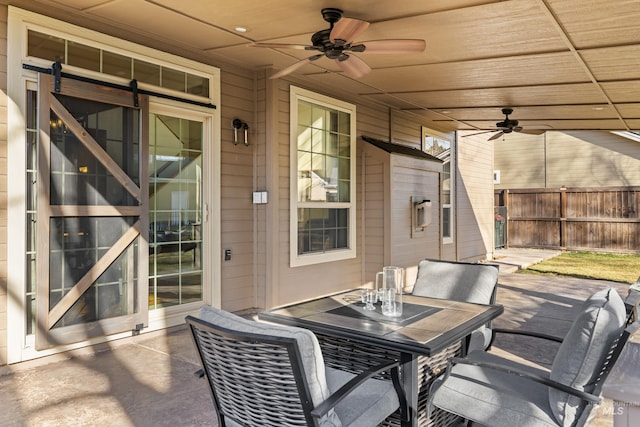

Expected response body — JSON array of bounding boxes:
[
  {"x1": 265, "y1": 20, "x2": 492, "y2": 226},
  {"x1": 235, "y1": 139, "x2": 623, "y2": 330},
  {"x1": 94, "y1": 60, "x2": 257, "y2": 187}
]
[{"x1": 0, "y1": 249, "x2": 637, "y2": 426}]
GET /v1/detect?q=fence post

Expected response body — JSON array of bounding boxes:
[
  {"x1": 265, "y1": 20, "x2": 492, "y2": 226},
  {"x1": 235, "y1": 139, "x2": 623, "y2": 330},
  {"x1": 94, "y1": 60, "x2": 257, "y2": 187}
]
[
  {"x1": 504, "y1": 189, "x2": 509, "y2": 249},
  {"x1": 560, "y1": 186, "x2": 566, "y2": 250}
]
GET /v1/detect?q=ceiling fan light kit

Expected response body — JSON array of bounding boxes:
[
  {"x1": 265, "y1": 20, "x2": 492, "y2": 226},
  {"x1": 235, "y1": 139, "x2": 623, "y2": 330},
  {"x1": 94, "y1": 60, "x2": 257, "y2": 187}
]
[{"x1": 251, "y1": 8, "x2": 426, "y2": 79}]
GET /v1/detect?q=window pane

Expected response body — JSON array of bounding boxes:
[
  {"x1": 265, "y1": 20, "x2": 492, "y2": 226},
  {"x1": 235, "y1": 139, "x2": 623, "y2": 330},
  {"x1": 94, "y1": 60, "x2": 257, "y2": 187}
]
[
  {"x1": 162, "y1": 67, "x2": 186, "y2": 92},
  {"x1": 339, "y1": 134, "x2": 350, "y2": 158},
  {"x1": 329, "y1": 111, "x2": 339, "y2": 132},
  {"x1": 338, "y1": 111, "x2": 350, "y2": 134},
  {"x1": 67, "y1": 41, "x2": 100, "y2": 72},
  {"x1": 311, "y1": 129, "x2": 325, "y2": 153},
  {"x1": 103, "y1": 51, "x2": 132, "y2": 78},
  {"x1": 338, "y1": 180, "x2": 350, "y2": 203},
  {"x1": 28, "y1": 30, "x2": 65, "y2": 62},
  {"x1": 298, "y1": 101, "x2": 312, "y2": 126},
  {"x1": 298, "y1": 125, "x2": 312, "y2": 152},
  {"x1": 311, "y1": 106, "x2": 327, "y2": 128},
  {"x1": 297, "y1": 208, "x2": 349, "y2": 254},
  {"x1": 134, "y1": 59, "x2": 160, "y2": 86},
  {"x1": 187, "y1": 73, "x2": 209, "y2": 97},
  {"x1": 424, "y1": 136, "x2": 450, "y2": 157},
  {"x1": 443, "y1": 206, "x2": 451, "y2": 238},
  {"x1": 327, "y1": 132, "x2": 338, "y2": 156}
]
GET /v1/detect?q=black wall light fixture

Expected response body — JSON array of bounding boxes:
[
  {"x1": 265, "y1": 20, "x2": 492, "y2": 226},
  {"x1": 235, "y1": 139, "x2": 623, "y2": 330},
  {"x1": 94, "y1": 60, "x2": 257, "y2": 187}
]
[{"x1": 232, "y1": 118, "x2": 250, "y2": 146}]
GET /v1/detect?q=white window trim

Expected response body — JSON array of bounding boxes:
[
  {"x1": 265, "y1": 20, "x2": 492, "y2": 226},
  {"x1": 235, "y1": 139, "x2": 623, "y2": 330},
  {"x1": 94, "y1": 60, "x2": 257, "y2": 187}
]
[
  {"x1": 289, "y1": 86, "x2": 356, "y2": 267},
  {"x1": 442, "y1": 159, "x2": 453, "y2": 244},
  {"x1": 6, "y1": 7, "x2": 221, "y2": 363},
  {"x1": 422, "y1": 126, "x2": 454, "y2": 245}
]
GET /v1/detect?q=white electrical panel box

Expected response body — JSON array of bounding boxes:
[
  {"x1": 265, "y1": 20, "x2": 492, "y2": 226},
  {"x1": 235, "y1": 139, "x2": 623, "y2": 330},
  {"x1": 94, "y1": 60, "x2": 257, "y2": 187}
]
[{"x1": 252, "y1": 191, "x2": 268, "y2": 204}]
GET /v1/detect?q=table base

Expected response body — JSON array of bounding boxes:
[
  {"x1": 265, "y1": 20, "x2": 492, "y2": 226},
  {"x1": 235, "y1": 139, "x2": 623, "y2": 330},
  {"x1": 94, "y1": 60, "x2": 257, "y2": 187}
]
[{"x1": 316, "y1": 333, "x2": 463, "y2": 427}]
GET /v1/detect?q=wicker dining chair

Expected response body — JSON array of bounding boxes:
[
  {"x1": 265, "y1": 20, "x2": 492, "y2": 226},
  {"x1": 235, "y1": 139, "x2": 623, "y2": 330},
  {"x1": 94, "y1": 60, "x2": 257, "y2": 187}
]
[
  {"x1": 187, "y1": 306, "x2": 406, "y2": 427},
  {"x1": 427, "y1": 287, "x2": 639, "y2": 427},
  {"x1": 411, "y1": 258, "x2": 500, "y2": 351}
]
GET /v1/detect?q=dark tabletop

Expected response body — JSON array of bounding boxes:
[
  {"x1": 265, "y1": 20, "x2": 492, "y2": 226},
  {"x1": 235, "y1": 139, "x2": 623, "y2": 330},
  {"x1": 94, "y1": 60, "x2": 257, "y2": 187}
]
[{"x1": 259, "y1": 289, "x2": 504, "y2": 356}]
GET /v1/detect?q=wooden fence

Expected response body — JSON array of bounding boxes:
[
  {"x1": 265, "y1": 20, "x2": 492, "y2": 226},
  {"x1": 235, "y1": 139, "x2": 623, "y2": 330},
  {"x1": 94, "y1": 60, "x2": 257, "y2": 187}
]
[{"x1": 495, "y1": 187, "x2": 640, "y2": 253}]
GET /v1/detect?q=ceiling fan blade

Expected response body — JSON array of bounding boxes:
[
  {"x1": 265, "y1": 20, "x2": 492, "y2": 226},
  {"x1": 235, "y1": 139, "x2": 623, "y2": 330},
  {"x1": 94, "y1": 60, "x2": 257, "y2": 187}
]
[
  {"x1": 462, "y1": 130, "x2": 497, "y2": 138},
  {"x1": 335, "y1": 54, "x2": 371, "y2": 78},
  {"x1": 488, "y1": 131, "x2": 505, "y2": 141},
  {"x1": 359, "y1": 39, "x2": 426, "y2": 53},
  {"x1": 519, "y1": 129, "x2": 546, "y2": 135},
  {"x1": 249, "y1": 42, "x2": 312, "y2": 50},
  {"x1": 270, "y1": 55, "x2": 323, "y2": 80},
  {"x1": 330, "y1": 18, "x2": 370, "y2": 44}
]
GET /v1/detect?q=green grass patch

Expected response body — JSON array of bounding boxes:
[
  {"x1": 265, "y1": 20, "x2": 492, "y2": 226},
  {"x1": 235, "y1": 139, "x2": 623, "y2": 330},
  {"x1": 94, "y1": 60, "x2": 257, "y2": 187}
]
[{"x1": 520, "y1": 251, "x2": 640, "y2": 284}]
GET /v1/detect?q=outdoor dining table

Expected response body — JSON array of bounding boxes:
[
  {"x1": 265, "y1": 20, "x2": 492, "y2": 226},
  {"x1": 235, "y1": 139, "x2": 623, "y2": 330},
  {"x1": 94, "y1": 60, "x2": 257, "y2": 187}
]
[{"x1": 259, "y1": 289, "x2": 504, "y2": 427}]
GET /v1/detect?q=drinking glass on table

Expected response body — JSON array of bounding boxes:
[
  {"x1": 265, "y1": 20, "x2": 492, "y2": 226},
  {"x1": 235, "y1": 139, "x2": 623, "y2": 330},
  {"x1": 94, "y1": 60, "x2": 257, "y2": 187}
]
[
  {"x1": 361, "y1": 289, "x2": 378, "y2": 310},
  {"x1": 379, "y1": 266, "x2": 404, "y2": 317}
]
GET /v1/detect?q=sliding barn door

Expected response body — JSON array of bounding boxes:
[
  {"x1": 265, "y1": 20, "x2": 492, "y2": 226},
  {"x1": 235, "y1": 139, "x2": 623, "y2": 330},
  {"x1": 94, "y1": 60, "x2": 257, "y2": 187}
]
[{"x1": 36, "y1": 74, "x2": 148, "y2": 349}]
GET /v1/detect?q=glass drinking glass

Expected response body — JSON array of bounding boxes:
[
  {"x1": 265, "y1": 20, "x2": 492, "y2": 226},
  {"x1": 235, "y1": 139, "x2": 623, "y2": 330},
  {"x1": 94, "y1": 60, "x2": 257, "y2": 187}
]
[
  {"x1": 380, "y1": 266, "x2": 404, "y2": 317},
  {"x1": 362, "y1": 289, "x2": 377, "y2": 311},
  {"x1": 381, "y1": 287, "x2": 402, "y2": 317}
]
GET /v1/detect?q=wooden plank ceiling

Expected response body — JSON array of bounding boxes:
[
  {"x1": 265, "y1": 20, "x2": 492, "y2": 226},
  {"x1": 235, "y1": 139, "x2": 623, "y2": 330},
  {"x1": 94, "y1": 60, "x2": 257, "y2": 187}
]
[{"x1": 19, "y1": 0, "x2": 640, "y2": 133}]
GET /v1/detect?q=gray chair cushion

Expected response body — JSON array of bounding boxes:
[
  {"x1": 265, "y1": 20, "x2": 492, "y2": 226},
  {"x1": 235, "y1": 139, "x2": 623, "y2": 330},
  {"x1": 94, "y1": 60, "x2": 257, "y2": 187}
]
[
  {"x1": 468, "y1": 325, "x2": 493, "y2": 352},
  {"x1": 198, "y1": 306, "x2": 342, "y2": 426},
  {"x1": 412, "y1": 259, "x2": 499, "y2": 351},
  {"x1": 430, "y1": 350, "x2": 559, "y2": 427},
  {"x1": 325, "y1": 367, "x2": 400, "y2": 427},
  {"x1": 549, "y1": 287, "x2": 626, "y2": 425},
  {"x1": 412, "y1": 259, "x2": 498, "y2": 305}
]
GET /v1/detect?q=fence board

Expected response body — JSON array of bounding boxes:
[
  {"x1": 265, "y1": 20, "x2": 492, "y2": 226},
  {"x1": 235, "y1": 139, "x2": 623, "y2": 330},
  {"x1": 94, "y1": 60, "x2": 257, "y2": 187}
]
[{"x1": 496, "y1": 187, "x2": 640, "y2": 253}]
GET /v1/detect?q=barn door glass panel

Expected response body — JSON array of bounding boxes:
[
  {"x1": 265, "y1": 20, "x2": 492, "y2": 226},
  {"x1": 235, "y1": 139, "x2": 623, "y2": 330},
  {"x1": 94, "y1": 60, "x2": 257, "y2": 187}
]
[
  {"x1": 50, "y1": 95, "x2": 139, "y2": 207},
  {"x1": 148, "y1": 114, "x2": 203, "y2": 309},
  {"x1": 49, "y1": 216, "x2": 138, "y2": 327}
]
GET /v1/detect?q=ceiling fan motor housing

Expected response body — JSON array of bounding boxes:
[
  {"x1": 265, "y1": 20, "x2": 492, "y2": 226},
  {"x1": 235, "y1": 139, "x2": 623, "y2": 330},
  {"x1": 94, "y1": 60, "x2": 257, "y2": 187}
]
[
  {"x1": 321, "y1": 8, "x2": 343, "y2": 24},
  {"x1": 496, "y1": 108, "x2": 518, "y2": 129},
  {"x1": 312, "y1": 9, "x2": 351, "y2": 60}
]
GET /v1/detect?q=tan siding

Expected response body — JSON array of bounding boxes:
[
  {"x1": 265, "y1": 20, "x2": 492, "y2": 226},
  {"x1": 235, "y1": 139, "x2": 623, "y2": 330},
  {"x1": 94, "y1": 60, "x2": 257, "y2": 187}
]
[
  {"x1": 389, "y1": 160, "x2": 441, "y2": 284},
  {"x1": 219, "y1": 67, "x2": 256, "y2": 311},
  {"x1": 389, "y1": 109, "x2": 423, "y2": 149},
  {"x1": 493, "y1": 132, "x2": 546, "y2": 189},
  {"x1": 0, "y1": 5, "x2": 6, "y2": 365},
  {"x1": 547, "y1": 131, "x2": 640, "y2": 187},
  {"x1": 361, "y1": 139, "x2": 443, "y2": 290},
  {"x1": 253, "y1": 72, "x2": 268, "y2": 310},
  {"x1": 357, "y1": 106, "x2": 389, "y2": 141},
  {"x1": 457, "y1": 134, "x2": 495, "y2": 261},
  {"x1": 495, "y1": 131, "x2": 640, "y2": 189},
  {"x1": 362, "y1": 144, "x2": 386, "y2": 286}
]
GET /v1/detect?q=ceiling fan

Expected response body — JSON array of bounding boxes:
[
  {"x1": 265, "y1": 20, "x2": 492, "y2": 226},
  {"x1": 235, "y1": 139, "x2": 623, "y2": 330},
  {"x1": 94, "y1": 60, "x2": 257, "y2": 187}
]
[
  {"x1": 463, "y1": 108, "x2": 546, "y2": 141},
  {"x1": 250, "y1": 8, "x2": 426, "y2": 79}
]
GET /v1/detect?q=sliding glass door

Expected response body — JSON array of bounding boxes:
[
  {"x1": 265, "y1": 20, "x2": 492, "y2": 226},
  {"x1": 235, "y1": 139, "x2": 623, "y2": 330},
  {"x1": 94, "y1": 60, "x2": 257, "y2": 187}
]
[{"x1": 148, "y1": 112, "x2": 204, "y2": 310}]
